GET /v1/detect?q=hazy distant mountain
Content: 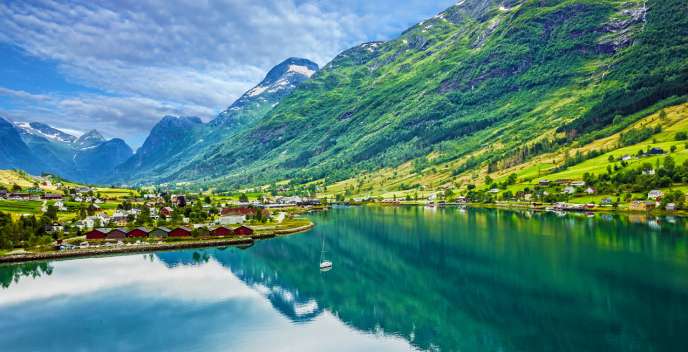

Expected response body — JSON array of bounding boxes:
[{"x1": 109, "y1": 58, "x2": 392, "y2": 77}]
[
  {"x1": 0, "y1": 116, "x2": 43, "y2": 174},
  {"x1": 0, "y1": 118, "x2": 132, "y2": 183},
  {"x1": 74, "y1": 130, "x2": 106, "y2": 149}
]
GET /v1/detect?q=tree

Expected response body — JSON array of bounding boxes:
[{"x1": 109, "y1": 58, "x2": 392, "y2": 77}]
[
  {"x1": 239, "y1": 193, "x2": 249, "y2": 203},
  {"x1": 44, "y1": 205, "x2": 58, "y2": 221},
  {"x1": 484, "y1": 175, "x2": 493, "y2": 186}
]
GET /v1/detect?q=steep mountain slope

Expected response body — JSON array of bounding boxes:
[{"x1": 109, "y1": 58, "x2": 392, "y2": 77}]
[
  {"x1": 115, "y1": 116, "x2": 204, "y2": 174},
  {"x1": 114, "y1": 58, "x2": 319, "y2": 183},
  {"x1": 163, "y1": 0, "x2": 686, "y2": 189},
  {"x1": 73, "y1": 138, "x2": 133, "y2": 181},
  {"x1": 0, "y1": 117, "x2": 43, "y2": 174}
]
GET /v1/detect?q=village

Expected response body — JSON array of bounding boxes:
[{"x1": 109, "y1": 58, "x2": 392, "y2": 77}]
[{"x1": 0, "y1": 173, "x2": 322, "y2": 259}]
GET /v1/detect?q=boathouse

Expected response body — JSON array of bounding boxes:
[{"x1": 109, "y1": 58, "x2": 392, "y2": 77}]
[
  {"x1": 211, "y1": 226, "x2": 232, "y2": 237},
  {"x1": 85, "y1": 228, "x2": 108, "y2": 240},
  {"x1": 234, "y1": 225, "x2": 254, "y2": 236},
  {"x1": 169, "y1": 227, "x2": 192, "y2": 237},
  {"x1": 150, "y1": 227, "x2": 171, "y2": 238},
  {"x1": 128, "y1": 227, "x2": 149, "y2": 238},
  {"x1": 107, "y1": 228, "x2": 128, "y2": 239}
]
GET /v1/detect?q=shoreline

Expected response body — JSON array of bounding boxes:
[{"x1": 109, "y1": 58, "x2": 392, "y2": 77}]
[
  {"x1": 0, "y1": 222, "x2": 315, "y2": 265},
  {"x1": 356, "y1": 201, "x2": 688, "y2": 217}
]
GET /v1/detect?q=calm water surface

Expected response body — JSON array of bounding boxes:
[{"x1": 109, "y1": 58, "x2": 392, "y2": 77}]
[{"x1": 1, "y1": 207, "x2": 688, "y2": 351}]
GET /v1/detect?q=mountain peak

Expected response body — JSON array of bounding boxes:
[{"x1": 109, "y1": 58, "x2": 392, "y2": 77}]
[
  {"x1": 74, "y1": 129, "x2": 105, "y2": 148},
  {"x1": 210, "y1": 57, "x2": 319, "y2": 127}
]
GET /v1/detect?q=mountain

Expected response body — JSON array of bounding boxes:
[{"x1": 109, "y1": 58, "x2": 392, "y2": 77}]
[
  {"x1": 15, "y1": 122, "x2": 77, "y2": 144},
  {"x1": 116, "y1": 116, "x2": 204, "y2": 173},
  {"x1": 74, "y1": 130, "x2": 106, "y2": 149},
  {"x1": 0, "y1": 119, "x2": 132, "y2": 183},
  {"x1": 211, "y1": 57, "x2": 319, "y2": 128},
  {"x1": 73, "y1": 138, "x2": 133, "y2": 181},
  {"x1": 143, "y1": 0, "x2": 685, "y2": 189},
  {"x1": 113, "y1": 58, "x2": 319, "y2": 183},
  {"x1": 0, "y1": 116, "x2": 43, "y2": 174}
]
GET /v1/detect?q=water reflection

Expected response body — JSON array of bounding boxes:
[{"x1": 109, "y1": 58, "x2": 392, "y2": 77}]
[{"x1": 1, "y1": 207, "x2": 687, "y2": 352}]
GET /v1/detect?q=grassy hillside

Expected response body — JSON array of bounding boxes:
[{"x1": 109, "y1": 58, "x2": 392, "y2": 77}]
[
  {"x1": 155, "y1": 0, "x2": 686, "y2": 196},
  {"x1": 312, "y1": 101, "x2": 688, "y2": 205}
]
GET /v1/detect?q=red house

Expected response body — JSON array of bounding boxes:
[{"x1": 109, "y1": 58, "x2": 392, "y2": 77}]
[
  {"x1": 211, "y1": 226, "x2": 232, "y2": 237},
  {"x1": 234, "y1": 225, "x2": 254, "y2": 236},
  {"x1": 85, "y1": 228, "x2": 108, "y2": 240},
  {"x1": 128, "y1": 227, "x2": 149, "y2": 238},
  {"x1": 169, "y1": 227, "x2": 192, "y2": 237},
  {"x1": 107, "y1": 228, "x2": 128, "y2": 239}
]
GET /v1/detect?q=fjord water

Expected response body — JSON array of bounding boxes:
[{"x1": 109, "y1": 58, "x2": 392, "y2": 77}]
[{"x1": 1, "y1": 208, "x2": 688, "y2": 351}]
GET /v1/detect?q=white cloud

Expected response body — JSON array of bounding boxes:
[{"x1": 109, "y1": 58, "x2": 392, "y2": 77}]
[
  {"x1": 0, "y1": 0, "x2": 456, "y2": 146},
  {"x1": 0, "y1": 87, "x2": 51, "y2": 102}
]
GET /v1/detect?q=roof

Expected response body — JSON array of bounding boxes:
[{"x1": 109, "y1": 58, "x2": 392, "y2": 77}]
[
  {"x1": 174, "y1": 227, "x2": 192, "y2": 232},
  {"x1": 131, "y1": 227, "x2": 150, "y2": 232},
  {"x1": 110, "y1": 228, "x2": 128, "y2": 233},
  {"x1": 152, "y1": 227, "x2": 171, "y2": 232},
  {"x1": 92, "y1": 228, "x2": 111, "y2": 233}
]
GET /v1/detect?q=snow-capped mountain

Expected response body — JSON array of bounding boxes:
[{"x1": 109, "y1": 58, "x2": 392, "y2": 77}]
[
  {"x1": 15, "y1": 122, "x2": 77, "y2": 144},
  {"x1": 211, "y1": 57, "x2": 319, "y2": 127},
  {"x1": 0, "y1": 119, "x2": 132, "y2": 183},
  {"x1": 74, "y1": 129, "x2": 106, "y2": 149}
]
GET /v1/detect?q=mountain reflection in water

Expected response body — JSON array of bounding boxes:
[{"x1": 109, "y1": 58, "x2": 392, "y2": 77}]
[{"x1": 1, "y1": 207, "x2": 687, "y2": 352}]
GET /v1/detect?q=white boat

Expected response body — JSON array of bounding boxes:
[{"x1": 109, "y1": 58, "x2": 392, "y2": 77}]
[
  {"x1": 319, "y1": 234, "x2": 333, "y2": 272},
  {"x1": 320, "y1": 260, "x2": 333, "y2": 271}
]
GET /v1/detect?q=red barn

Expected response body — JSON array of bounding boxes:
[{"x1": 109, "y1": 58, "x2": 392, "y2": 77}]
[
  {"x1": 211, "y1": 226, "x2": 232, "y2": 237},
  {"x1": 169, "y1": 227, "x2": 192, "y2": 237},
  {"x1": 128, "y1": 227, "x2": 149, "y2": 238},
  {"x1": 234, "y1": 225, "x2": 254, "y2": 236},
  {"x1": 85, "y1": 228, "x2": 108, "y2": 240},
  {"x1": 107, "y1": 228, "x2": 128, "y2": 239}
]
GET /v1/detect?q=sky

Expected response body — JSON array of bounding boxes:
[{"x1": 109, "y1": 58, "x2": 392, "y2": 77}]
[{"x1": 0, "y1": 0, "x2": 456, "y2": 148}]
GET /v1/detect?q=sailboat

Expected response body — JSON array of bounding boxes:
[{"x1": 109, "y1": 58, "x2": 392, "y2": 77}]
[{"x1": 319, "y1": 234, "x2": 333, "y2": 272}]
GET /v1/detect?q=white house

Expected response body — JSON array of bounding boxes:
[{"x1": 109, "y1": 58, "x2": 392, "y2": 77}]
[
  {"x1": 643, "y1": 168, "x2": 656, "y2": 176},
  {"x1": 648, "y1": 190, "x2": 664, "y2": 200},
  {"x1": 622, "y1": 155, "x2": 632, "y2": 161},
  {"x1": 585, "y1": 187, "x2": 596, "y2": 195},
  {"x1": 562, "y1": 186, "x2": 576, "y2": 194},
  {"x1": 488, "y1": 188, "x2": 500, "y2": 194},
  {"x1": 571, "y1": 181, "x2": 586, "y2": 187},
  {"x1": 218, "y1": 215, "x2": 246, "y2": 225},
  {"x1": 54, "y1": 201, "x2": 67, "y2": 211}
]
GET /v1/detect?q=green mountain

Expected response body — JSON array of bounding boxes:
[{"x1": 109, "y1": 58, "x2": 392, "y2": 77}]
[{"x1": 144, "y1": 0, "x2": 684, "y2": 190}]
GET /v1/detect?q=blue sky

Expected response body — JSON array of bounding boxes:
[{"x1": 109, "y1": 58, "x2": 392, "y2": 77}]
[{"x1": 0, "y1": 0, "x2": 456, "y2": 148}]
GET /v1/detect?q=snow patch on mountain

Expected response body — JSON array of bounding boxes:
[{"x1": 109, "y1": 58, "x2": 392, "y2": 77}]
[
  {"x1": 15, "y1": 121, "x2": 77, "y2": 144},
  {"x1": 287, "y1": 64, "x2": 316, "y2": 77}
]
